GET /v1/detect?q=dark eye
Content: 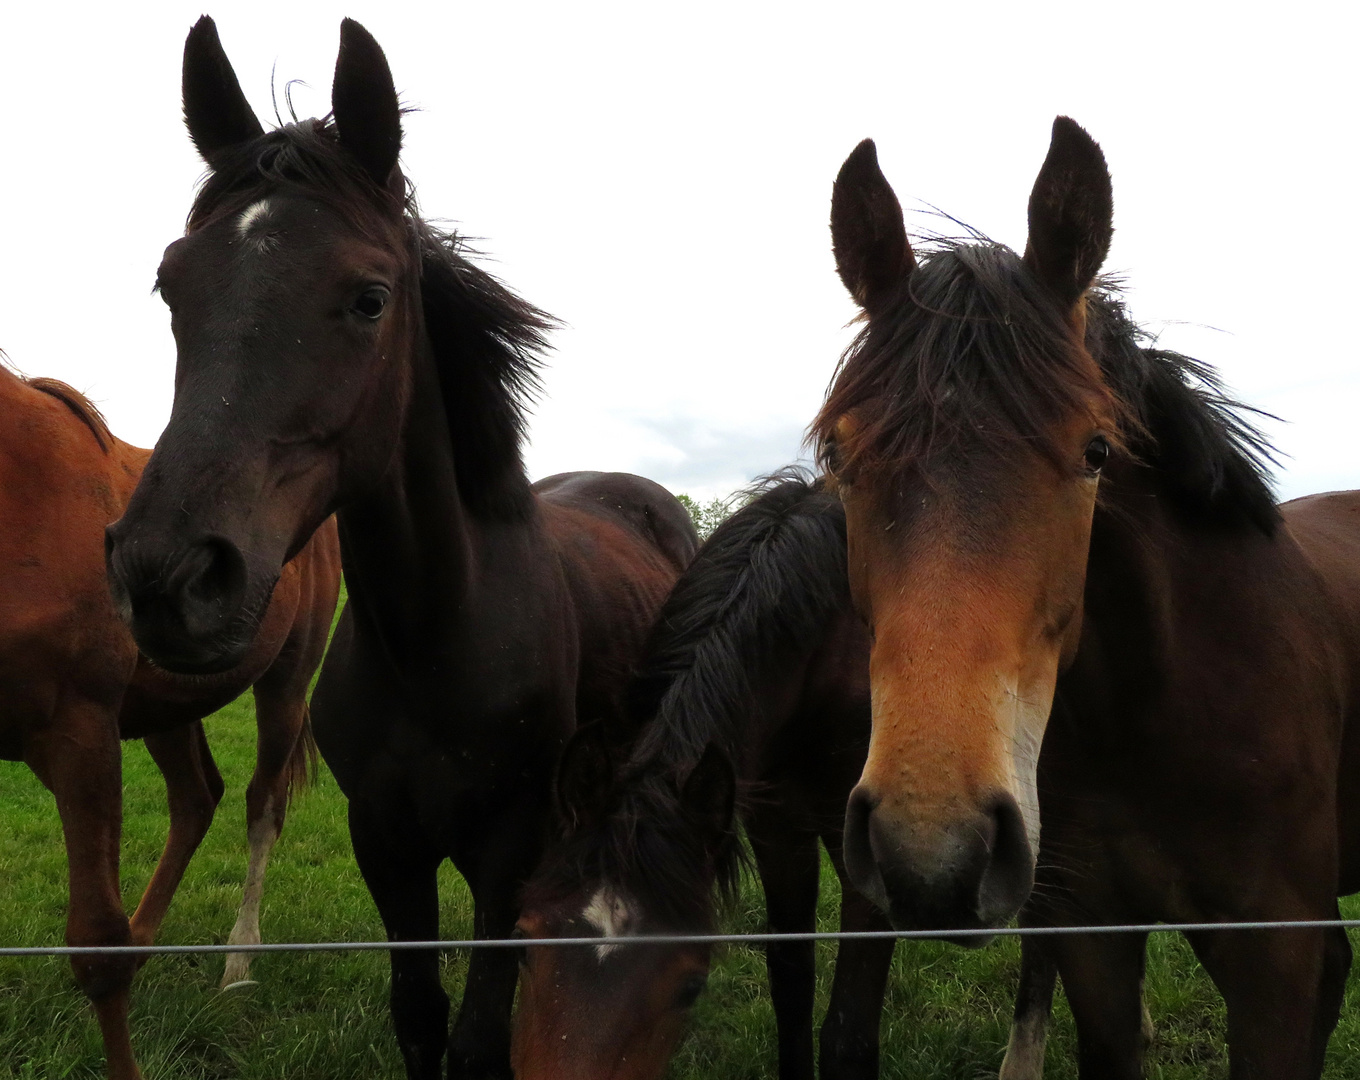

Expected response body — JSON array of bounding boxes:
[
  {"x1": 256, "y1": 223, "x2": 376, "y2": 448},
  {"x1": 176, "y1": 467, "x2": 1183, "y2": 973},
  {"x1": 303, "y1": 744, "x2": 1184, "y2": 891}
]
[
  {"x1": 1083, "y1": 436, "x2": 1110, "y2": 475},
  {"x1": 353, "y1": 286, "x2": 390, "y2": 320},
  {"x1": 510, "y1": 925, "x2": 529, "y2": 968},
  {"x1": 675, "y1": 972, "x2": 708, "y2": 1009}
]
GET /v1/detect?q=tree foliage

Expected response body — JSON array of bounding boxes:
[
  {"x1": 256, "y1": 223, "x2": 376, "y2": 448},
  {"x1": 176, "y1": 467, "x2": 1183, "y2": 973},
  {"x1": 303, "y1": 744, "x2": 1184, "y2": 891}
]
[{"x1": 676, "y1": 493, "x2": 732, "y2": 540}]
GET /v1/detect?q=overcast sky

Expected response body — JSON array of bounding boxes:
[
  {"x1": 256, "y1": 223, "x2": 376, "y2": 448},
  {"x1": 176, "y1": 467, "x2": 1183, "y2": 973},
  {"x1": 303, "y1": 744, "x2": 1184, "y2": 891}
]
[{"x1": 1, "y1": 3, "x2": 1354, "y2": 502}]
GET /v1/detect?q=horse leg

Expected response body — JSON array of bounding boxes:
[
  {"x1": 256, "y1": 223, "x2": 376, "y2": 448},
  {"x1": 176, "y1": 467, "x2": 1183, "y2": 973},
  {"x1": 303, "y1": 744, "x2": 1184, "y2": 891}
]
[
  {"x1": 1048, "y1": 931, "x2": 1148, "y2": 1080},
  {"x1": 447, "y1": 807, "x2": 546, "y2": 1080},
  {"x1": 819, "y1": 839, "x2": 895, "y2": 1080},
  {"x1": 222, "y1": 680, "x2": 309, "y2": 987},
  {"x1": 130, "y1": 722, "x2": 224, "y2": 958},
  {"x1": 1186, "y1": 919, "x2": 1350, "y2": 1080},
  {"x1": 350, "y1": 797, "x2": 449, "y2": 1080},
  {"x1": 30, "y1": 697, "x2": 143, "y2": 1080},
  {"x1": 999, "y1": 934, "x2": 1058, "y2": 1080},
  {"x1": 748, "y1": 820, "x2": 820, "y2": 1080}
]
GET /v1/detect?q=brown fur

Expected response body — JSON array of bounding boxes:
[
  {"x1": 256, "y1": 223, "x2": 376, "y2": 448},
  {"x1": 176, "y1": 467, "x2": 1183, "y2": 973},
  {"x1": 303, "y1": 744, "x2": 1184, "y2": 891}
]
[
  {"x1": 0, "y1": 364, "x2": 340, "y2": 1080},
  {"x1": 819, "y1": 116, "x2": 1360, "y2": 1077}
]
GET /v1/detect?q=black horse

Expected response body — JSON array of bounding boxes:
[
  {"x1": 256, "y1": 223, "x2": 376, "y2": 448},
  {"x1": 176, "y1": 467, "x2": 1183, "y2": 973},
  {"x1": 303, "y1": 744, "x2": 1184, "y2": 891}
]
[{"x1": 105, "y1": 18, "x2": 696, "y2": 1079}]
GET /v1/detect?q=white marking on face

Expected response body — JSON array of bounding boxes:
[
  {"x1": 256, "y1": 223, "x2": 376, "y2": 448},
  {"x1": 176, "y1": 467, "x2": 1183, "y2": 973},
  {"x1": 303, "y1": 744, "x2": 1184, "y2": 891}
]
[
  {"x1": 1001, "y1": 676, "x2": 1047, "y2": 857},
  {"x1": 582, "y1": 887, "x2": 635, "y2": 960},
  {"x1": 237, "y1": 199, "x2": 272, "y2": 237}
]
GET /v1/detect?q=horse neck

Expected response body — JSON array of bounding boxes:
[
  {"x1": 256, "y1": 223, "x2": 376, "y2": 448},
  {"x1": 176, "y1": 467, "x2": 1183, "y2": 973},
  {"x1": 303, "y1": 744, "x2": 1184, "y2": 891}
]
[
  {"x1": 1062, "y1": 460, "x2": 1257, "y2": 722},
  {"x1": 335, "y1": 333, "x2": 527, "y2": 664}
]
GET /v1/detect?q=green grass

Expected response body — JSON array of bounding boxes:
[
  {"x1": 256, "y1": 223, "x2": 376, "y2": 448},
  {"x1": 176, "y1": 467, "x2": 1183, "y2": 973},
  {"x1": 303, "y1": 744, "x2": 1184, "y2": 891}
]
[{"x1": 5, "y1": 707, "x2": 1360, "y2": 1078}]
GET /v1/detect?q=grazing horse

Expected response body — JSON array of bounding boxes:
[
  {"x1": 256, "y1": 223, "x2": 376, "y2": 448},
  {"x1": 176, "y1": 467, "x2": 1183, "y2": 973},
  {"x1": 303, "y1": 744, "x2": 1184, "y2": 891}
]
[
  {"x1": 103, "y1": 18, "x2": 697, "y2": 1080},
  {"x1": 513, "y1": 473, "x2": 893, "y2": 1080},
  {"x1": 814, "y1": 116, "x2": 1360, "y2": 1078},
  {"x1": 0, "y1": 363, "x2": 339, "y2": 1080}
]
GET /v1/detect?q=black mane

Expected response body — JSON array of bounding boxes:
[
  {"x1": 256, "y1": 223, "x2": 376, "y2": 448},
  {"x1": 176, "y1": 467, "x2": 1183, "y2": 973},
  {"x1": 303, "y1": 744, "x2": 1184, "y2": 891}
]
[
  {"x1": 187, "y1": 118, "x2": 553, "y2": 519},
  {"x1": 526, "y1": 471, "x2": 852, "y2": 927},
  {"x1": 814, "y1": 239, "x2": 1279, "y2": 534}
]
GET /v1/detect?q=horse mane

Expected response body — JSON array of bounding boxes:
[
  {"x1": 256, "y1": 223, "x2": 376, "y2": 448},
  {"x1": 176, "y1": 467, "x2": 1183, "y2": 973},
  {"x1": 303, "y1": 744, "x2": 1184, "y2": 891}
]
[
  {"x1": 187, "y1": 118, "x2": 553, "y2": 520},
  {"x1": 813, "y1": 238, "x2": 1279, "y2": 534},
  {"x1": 27, "y1": 376, "x2": 113, "y2": 453},
  {"x1": 526, "y1": 470, "x2": 852, "y2": 926}
]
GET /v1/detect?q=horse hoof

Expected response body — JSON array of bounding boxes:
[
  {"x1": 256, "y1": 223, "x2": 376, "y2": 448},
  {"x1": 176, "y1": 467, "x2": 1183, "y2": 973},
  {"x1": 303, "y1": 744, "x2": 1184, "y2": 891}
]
[{"x1": 220, "y1": 979, "x2": 259, "y2": 992}]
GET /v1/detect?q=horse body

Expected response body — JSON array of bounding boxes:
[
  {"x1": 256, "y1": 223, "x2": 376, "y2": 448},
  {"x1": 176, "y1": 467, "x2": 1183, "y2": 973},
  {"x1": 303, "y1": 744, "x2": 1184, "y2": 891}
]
[
  {"x1": 816, "y1": 118, "x2": 1360, "y2": 1077},
  {"x1": 104, "y1": 19, "x2": 696, "y2": 1079},
  {"x1": 514, "y1": 476, "x2": 895, "y2": 1080},
  {"x1": 0, "y1": 365, "x2": 339, "y2": 1080}
]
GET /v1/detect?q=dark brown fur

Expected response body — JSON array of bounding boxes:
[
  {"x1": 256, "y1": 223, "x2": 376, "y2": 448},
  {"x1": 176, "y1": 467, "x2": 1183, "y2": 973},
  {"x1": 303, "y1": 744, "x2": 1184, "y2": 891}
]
[{"x1": 819, "y1": 117, "x2": 1360, "y2": 1078}]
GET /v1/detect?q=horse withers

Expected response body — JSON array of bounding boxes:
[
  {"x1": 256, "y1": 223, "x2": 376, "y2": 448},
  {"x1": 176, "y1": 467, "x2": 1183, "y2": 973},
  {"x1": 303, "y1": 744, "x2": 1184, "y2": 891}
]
[
  {"x1": 1, "y1": 364, "x2": 339, "y2": 1080},
  {"x1": 814, "y1": 117, "x2": 1360, "y2": 1077},
  {"x1": 104, "y1": 18, "x2": 696, "y2": 1080}
]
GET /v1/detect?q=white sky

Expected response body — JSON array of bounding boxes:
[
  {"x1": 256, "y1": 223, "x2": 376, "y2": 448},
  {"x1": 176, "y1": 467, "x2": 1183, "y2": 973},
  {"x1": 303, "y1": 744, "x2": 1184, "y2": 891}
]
[{"x1": 1, "y1": 3, "x2": 1355, "y2": 502}]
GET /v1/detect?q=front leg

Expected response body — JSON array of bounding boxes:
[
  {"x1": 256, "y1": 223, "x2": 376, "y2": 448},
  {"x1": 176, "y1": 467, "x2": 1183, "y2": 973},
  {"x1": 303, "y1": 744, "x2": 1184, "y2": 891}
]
[
  {"x1": 448, "y1": 801, "x2": 550, "y2": 1080},
  {"x1": 350, "y1": 796, "x2": 450, "y2": 1080},
  {"x1": 999, "y1": 934, "x2": 1058, "y2": 1080},
  {"x1": 748, "y1": 819, "x2": 821, "y2": 1080},
  {"x1": 131, "y1": 722, "x2": 224, "y2": 956},
  {"x1": 223, "y1": 680, "x2": 312, "y2": 987},
  {"x1": 29, "y1": 695, "x2": 143, "y2": 1080},
  {"x1": 820, "y1": 838, "x2": 895, "y2": 1080},
  {"x1": 1187, "y1": 913, "x2": 1350, "y2": 1080}
]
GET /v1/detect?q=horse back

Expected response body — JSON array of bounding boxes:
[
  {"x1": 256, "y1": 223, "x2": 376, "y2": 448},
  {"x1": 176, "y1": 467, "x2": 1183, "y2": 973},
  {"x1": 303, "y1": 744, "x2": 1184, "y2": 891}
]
[
  {"x1": 534, "y1": 471, "x2": 698, "y2": 729},
  {"x1": 1282, "y1": 490, "x2": 1360, "y2": 891},
  {"x1": 0, "y1": 371, "x2": 144, "y2": 756}
]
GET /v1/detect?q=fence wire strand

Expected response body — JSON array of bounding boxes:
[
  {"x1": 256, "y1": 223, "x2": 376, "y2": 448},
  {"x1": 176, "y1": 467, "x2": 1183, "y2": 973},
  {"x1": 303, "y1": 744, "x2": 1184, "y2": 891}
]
[{"x1": 6, "y1": 919, "x2": 1360, "y2": 958}]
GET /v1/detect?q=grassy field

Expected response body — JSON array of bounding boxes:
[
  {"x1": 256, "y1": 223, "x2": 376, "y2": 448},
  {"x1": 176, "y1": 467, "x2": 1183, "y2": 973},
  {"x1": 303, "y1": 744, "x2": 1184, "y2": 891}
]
[{"x1": 4, "y1": 700, "x2": 1360, "y2": 1079}]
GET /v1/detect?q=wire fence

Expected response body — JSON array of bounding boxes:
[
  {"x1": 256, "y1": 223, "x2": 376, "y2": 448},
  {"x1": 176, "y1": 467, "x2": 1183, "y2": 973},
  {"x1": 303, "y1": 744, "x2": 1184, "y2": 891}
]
[{"x1": 6, "y1": 919, "x2": 1360, "y2": 958}]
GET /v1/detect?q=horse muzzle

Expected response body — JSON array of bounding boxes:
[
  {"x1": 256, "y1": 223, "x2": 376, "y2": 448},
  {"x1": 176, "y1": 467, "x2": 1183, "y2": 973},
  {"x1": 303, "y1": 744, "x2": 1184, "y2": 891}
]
[
  {"x1": 105, "y1": 523, "x2": 256, "y2": 675},
  {"x1": 842, "y1": 784, "x2": 1035, "y2": 934}
]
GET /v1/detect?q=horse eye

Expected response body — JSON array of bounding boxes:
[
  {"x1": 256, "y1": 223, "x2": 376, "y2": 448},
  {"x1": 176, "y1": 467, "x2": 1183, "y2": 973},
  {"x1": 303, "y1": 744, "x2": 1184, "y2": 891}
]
[
  {"x1": 353, "y1": 286, "x2": 390, "y2": 320},
  {"x1": 1083, "y1": 436, "x2": 1110, "y2": 475},
  {"x1": 675, "y1": 972, "x2": 708, "y2": 1009},
  {"x1": 510, "y1": 925, "x2": 529, "y2": 967}
]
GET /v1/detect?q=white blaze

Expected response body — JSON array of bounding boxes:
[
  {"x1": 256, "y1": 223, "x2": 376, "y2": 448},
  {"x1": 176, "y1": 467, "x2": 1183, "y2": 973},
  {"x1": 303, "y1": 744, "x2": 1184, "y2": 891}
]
[{"x1": 582, "y1": 887, "x2": 635, "y2": 960}]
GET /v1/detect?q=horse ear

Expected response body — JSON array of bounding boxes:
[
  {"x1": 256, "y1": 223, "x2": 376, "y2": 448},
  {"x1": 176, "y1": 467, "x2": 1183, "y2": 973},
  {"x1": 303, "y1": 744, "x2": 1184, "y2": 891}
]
[
  {"x1": 182, "y1": 16, "x2": 264, "y2": 166},
  {"x1": 1023, "y1": 116, "x2": 1113, "y2": 314},
  {"x1": 831, "y1": 139, "x2": 915, "y2": 312},
  {"x1": 332, "y1": 18, "x2": 403, "y2": 188},
  {"x1": 680, "y1": 743, "x2": 736, "y2": 847},
  {"x1": 556, "y1": 722, "x2": 616, "y2": 833}
]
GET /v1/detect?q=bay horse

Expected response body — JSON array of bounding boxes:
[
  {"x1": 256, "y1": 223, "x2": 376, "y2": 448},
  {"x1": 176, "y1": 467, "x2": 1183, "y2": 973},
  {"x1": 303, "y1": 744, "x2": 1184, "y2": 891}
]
[
  {"x1": 103, "y1": 18, "x2": 697, "y2": 1080},
  {"x1": 513, "y1": 472, "x2": 892, "y2": 1080},
  {"x1": 0, "y1": 362, "x2": 340, "y2": 1080},
  {"x1": 814, "y1": 116, "x2": 1360, "y2": 1077},
  {"x1": 512, "y1": 471, "x2": 1070, "y2": 1080}
]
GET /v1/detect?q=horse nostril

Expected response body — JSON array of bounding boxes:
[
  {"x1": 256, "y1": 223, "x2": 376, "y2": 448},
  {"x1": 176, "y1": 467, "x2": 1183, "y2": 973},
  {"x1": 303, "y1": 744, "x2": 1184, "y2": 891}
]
[
  {"x1": 842, "y1": 786, "x2": 886, "y2": 908},
  {"x1": 165, "y1": 537, "x2": 249, "y2": 637},
  {"x1": 975, "y1": 792, "x2": 1035, "y2": 925}
]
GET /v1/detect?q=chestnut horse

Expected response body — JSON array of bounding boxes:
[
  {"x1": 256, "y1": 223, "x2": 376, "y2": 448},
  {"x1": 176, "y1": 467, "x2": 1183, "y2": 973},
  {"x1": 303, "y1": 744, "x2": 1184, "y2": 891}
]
[
  {"x1": 1, "y1": 363, "x2": 339, "y2": 1080},
  {"x1": 104, "y1": 18, "x2": 696, "y2": 1080},
  {"x1": 814, "y1": 117, "x2": 1360, "y2": 1078}
]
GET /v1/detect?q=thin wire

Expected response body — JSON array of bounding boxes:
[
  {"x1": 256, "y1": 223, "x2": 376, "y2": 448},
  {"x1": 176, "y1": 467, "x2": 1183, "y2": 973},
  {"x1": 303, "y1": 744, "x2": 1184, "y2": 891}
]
[{"x1": 5, "y1": 919, "x2": 1360, "y2": 958}]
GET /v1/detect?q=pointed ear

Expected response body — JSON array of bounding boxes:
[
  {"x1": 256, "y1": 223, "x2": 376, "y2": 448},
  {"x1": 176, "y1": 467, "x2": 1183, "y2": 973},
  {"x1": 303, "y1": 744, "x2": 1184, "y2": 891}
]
[
  {"x1": 831, "y1": 139, "x2": 914, "y2": 313},
  {"x1": 332, "y1": 18, "x2": 403, "y2": 188},
  {"x1": 1023, "y1": 116, "x2": 1113, "y2": 314},
  {"x1": 555, "y1": 722, "x2": 616, "y2": 833},
  {"x1": 680, "y1": 743, "x2": 736, "y2": 848},
  {"x1": 182, "y1": 16, "x2": 264, "y2": 166}
]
